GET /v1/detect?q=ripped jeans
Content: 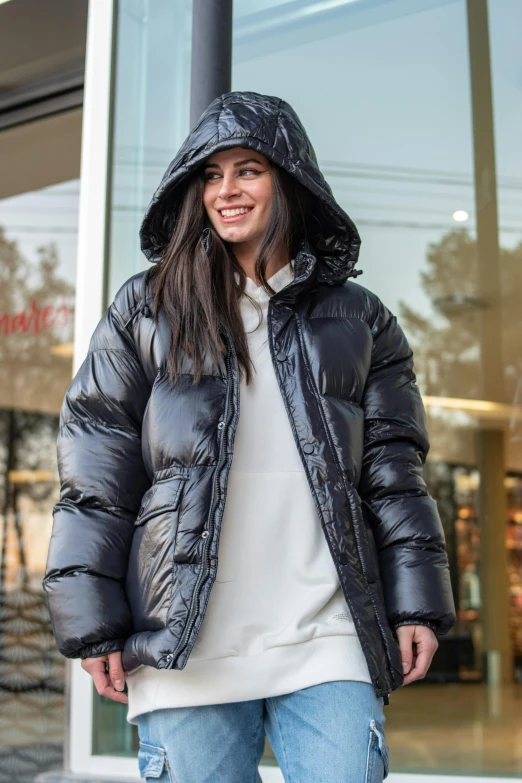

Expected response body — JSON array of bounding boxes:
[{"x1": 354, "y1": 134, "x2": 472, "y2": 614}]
[{"x1": 136, "y1": 680, "x2": 390, "y2": 783}]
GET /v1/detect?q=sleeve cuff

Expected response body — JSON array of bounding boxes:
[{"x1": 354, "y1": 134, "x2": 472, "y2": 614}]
[
  {"x1": 77, "y1": 639, "x2": 125, "y2": 660},
  {"x1": 393, "y1": 619, "x2": 439, "y2": 635}
]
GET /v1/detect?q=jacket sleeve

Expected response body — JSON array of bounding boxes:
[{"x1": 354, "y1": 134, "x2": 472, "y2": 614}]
[
  {"x1": 358, "y1": 297, "x2": 456, "y2": 636},
  {"x1": 43, "y1": 301, "x2": 151, "y2": 659}
]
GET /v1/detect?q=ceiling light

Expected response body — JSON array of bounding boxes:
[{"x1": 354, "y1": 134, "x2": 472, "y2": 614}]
[
  {"x1": 453, "y1": 210, "x2": 469, "y2": 222},
  {"x1": 51, "y1": 342, "x2": 74, "y2": 358},
  {"x1": 8, "y1": 470, "x2": 54, "y2": 484},
  {"x1": 423, "y1": 395, "x2": 522, "y2": 422}
]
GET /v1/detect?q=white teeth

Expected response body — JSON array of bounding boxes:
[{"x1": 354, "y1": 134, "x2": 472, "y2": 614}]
[{"x1": 220, "y1": 207, "x2": 252, "y2": 217}]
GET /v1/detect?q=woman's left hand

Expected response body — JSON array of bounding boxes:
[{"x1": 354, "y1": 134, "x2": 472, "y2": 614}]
[{"x1": 396, "y1": 624, "x2": 439, "y2": 685}]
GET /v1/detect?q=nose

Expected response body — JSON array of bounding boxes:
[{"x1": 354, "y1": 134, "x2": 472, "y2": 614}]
[{"x1": 218, "y1": 171, "x2": 242, "y2": 201}]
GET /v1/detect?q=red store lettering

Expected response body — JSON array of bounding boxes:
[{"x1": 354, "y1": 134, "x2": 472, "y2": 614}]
[{"x1": 0, "y1": 297, "x2": 75, "y2": 336}]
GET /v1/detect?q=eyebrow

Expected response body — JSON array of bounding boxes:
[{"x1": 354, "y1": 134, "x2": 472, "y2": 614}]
[{"x1": 203, "y1": 158, "x2": 266, "y2": 170}]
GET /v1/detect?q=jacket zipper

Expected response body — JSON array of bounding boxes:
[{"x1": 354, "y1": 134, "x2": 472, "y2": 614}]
[{"x1": 168, "y1": 336, "x2": 234, "y2": 667}]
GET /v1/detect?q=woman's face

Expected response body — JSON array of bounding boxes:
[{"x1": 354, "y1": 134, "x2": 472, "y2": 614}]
[{"x1": 202, "y1": 147, "x2": 273, "y2": 248}]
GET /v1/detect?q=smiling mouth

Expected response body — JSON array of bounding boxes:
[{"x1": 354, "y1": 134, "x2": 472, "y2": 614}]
[{"x1": 218, "y1": 206, "x2": 254, "y2": 223}]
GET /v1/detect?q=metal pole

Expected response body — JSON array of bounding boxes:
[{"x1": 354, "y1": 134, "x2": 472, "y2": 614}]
[{"x1": 190, "y1": 0, "x2": 233, "y2": 130}]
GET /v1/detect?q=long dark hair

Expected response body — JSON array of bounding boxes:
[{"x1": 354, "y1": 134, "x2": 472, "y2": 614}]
[{"x1": 149, "y1": 161, "x2": 314, "y2": 386}]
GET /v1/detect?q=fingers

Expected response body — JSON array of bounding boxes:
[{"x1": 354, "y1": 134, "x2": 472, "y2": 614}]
[
  {"x1": 397, "y1": 625, "x2": 439, "y2": 686},
  {"x1": 81, "y1": 654, "x2": 128, "y2": 704},
  {"x1": 107, "y1": 651, "x2": 127, "y2": 693},
  {"x1": 396, "y1": 624, "x2": 415, "y2": 675},
  {"x1": 402, "y1": 646, "x2": 431, "y2": 685}
]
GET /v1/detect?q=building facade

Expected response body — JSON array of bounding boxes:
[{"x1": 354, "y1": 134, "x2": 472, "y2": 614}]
[{"x1": 0, "y1": 0, "x2": 521, "y2": 781}]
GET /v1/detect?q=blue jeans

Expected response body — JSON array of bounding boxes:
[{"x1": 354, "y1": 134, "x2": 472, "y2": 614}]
[{"x1": 136, "y1": 680, "x2": 389, "y2": 783}]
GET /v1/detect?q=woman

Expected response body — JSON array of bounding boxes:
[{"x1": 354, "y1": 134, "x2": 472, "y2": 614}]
[{"x1": 43, "y1": 91, "x2": 455, "y2": 782}]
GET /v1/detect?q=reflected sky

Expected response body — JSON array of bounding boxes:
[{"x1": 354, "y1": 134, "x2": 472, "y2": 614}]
[
  {"x1": 0, "y1": 180, "x2": 79, "y2": 288},
  {"x1": 232, "y1": 0, "x2": 522, "y2": 315}
]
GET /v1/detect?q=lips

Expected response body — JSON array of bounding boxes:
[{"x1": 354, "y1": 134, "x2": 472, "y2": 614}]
[{"x1": 217, "y1": 206, "x2": 254, "y2": 223}]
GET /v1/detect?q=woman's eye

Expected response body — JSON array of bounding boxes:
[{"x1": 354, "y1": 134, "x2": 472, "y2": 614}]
[{"x1": 203, "y1": 168, "x2": 263, "y2": 181}]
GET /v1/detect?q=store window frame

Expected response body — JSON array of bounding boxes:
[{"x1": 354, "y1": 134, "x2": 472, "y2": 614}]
[{"x1": 66, "y1": 0, "x2": 124, "y2": 773}]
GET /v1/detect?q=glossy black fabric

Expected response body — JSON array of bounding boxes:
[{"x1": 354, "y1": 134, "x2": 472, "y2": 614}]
[{"x1": 43, "y1": 92, "x2": 455, "y2": 697}]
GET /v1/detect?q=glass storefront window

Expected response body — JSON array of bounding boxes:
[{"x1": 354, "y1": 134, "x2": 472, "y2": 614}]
[
  {"x1": 0, "y1": 179, "x2": 79, "y2": 781},
  {"x1": 94, "y1": 0, "x2": 193, "y2": 756},
  {"x1": 106, "y1": 0, "x2": 192, "y2": 304},
  {"x1": 100, "y1": 0, "x2": 522, "y2": 776}
]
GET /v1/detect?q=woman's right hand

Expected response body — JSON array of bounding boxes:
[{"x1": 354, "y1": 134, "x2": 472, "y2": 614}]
[{"x1": 81, "y1": 651, "x2": 128, "y2": 704}]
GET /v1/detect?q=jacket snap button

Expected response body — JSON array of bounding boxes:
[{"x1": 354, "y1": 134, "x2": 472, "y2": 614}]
[
  {"x1": 166, "y1": 653, "x2": 173, "y2": 662},
  {"x1": 339, "y1": 553, "x2": 349, "y2": 565},
  {"x1": 276, "y1": 350, "x2": 287, "y2": 361},
  {"x1": 303, "y1": 443, "x2": 314, "y2": 454},
  {"x1": 201, "y1": 530, "x2": 209, "y2": 538},
  {"x1": 217, "y1": 421, "x2": 225, "y2": 430}
]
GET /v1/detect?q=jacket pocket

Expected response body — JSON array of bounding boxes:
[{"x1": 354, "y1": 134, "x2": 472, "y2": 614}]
[
  {"x1": 135, "y1": 473, "x2": 189, "y2": 527},
  {"x1": 360, "y1": 499, "x2": 382, "y2": 584}
]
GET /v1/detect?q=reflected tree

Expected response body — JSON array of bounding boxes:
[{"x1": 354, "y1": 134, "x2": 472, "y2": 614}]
[
  {"x1": 398, "y1": 226, "x2": 522, "y2": 407},
  {"x1": 0, "y1": 226, "x2": 75, "y2": 782}
]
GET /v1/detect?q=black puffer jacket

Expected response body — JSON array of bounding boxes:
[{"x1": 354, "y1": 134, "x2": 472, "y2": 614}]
[{"x1": 43, "y1": 91, "x2": 455, "y2": 698}]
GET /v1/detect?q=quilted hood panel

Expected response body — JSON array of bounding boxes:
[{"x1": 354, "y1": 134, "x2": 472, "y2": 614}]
[{"x1": 139, "y1": 90, "x2": 361, "y2": 283}]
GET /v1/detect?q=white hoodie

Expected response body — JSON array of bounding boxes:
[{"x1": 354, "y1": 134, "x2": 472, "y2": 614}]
[{"x1": 126, "y1": 260, "x2": 371, "y2": 723}]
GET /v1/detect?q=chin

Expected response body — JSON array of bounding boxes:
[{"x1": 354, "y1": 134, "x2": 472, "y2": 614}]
[{"x1": 219, "y1": 230, "x2": 255, "y2": 245}]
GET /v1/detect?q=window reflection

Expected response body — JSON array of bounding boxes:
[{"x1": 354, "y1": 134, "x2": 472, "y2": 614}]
[{"x1": 0, "y1": 180, "x2": 78, "y2": 782}]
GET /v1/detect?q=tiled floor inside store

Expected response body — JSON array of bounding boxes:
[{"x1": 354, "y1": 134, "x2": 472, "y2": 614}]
[{"x1": 384, "y1": 682, "x2": 522, "y2": 776}]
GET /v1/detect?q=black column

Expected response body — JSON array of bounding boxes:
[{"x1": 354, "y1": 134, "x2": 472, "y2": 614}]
[{"x1": 190, "y1": 0, "x2": 233, "y2": 129}]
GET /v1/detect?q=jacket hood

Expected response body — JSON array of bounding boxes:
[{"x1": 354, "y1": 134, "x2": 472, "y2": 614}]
[{"x1": 139, "y1": 91, "x2": 362, "y2": 284}]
